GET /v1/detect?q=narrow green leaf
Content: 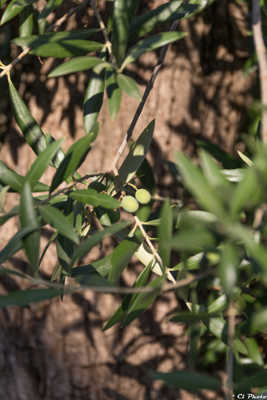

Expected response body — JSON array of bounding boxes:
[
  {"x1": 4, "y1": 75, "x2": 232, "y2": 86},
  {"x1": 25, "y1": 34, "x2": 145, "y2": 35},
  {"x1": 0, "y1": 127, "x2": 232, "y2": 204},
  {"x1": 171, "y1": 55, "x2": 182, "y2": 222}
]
[
  {"x1": 20, "y1": 181, "x2": 40, "y2": 272},
  {"x1": 121, "y1": 275, "x2": 163, "y2": 327},
  {"x1": 151, "y1": 370, "x2": 221, "y2": 391},
  {"x1": 0, "y1": 0, "x2": 34, "y2": 25},
  {"x1": 0, "y1": 288, "x2": 62, "y2": 307},
  {"x1": 218, "y1": 243, "x2": 238, "y2": 297},
  {"x1": 199, "y1": 150, "x2": 229, "y2": 188},
  {"x1": 8, "y1": 79, "x2": 65, "y2": 167},
  {"x1": 175, "y1": 152, "x2": 226, "y2": 217},
  {"x1": 170, "y1": 311, "x2": 220, "y2": 323},
  {"x1": 117, "y1": 73, "x2": 141, "y2": 99},
  {"x1": 251, "y1": 308, "x2": 267, "y2": 334},
  {"x1": 112, "y1": 0, "x2": 129, "y2": 66},
  {"x1": 117, "y1": 120, "x2": 155, "y2": 186},
  {"x1": 26, "y1": 139, "x2": 63, "y2": 188},
  {"x1": 13, "y1": 29, "x2": 102, "y2": 57},
  {"x1": 106, "y1": 69, "x2": 121, "y2": 119},
  {"x1": 129, "y1": 0, "x2": 184, "y2": 38},
  {"x1": 208, "y1": 294, "x2": 227, "y2": 314},
  {"x1": 48, "y1": 56, "x2": 104, "y2": 77},
  {"x1": 0, "y1": 160, "x2": 24, "y2": 192},
  {"x1": 158, "y1": 200, "x2": 172, "y2": 268},
  {"x1": 224, "y1": 222, "x2": 267, "y2": 280},
  {"x1": 231, "y1": 168, "x2": 263, "y2": 216},
  {"x1": 197, "y1": 139, "x2": 241, "y2": 169},
  {"x1": 50, "y1": 135, "x2": 93, "y2": 193},
  {"x1": 245, "y1": 337, "x2": 264, "y2": 366},
  {"x1": 0, "y1": 227, "x2": 35, "y2": 264},
  {"x1": 0, "y1": 161, "x2": 49, "y2": 192},
  {"x1": 39, "y1": 205, "x2": 79, "y2": 244},
  {"x1": 109, "y1": 239, "x2": 139, "y2": 284},
  {"x1": 236, "y1": 370, "x2": 267, "y2": 392},
  {"x1": 92, "y1": 254, "x2": 112, "y2": 277},
  {"x1": 129, "y1": 0, "x2": 215, "y2": 38},
  {"x1": 83, "y1": 69, "x2": 105, "y2": 135},
  {"x1": 0, "y1": 185, "x2": 9, "y2": 211},
  {"x1": 121, "y1": 31, "x2": 186, "y2": 70},
  {"x1": 70, "y1": 189, "x2": 120, "y2": 209},
  {"x1": 56, "y1": 235, "x2": 73, "y2": 273},
  {"x1": 16, "y1": 38, "x2": 103, "y2": 58},
  {"x1": 171, "y1": 227, "x2": 216, "y2": 253},
  {"x1": 19, "y1": 4, "x2": 34, "y2": 37},
  {"x1": 9, "y1": 78, "x2": 47, "y2": 154},
  {"x1": 103, "y1": 262, "x2": 151, "y2": 331},
  {"x1": 71, "y1": 221, "x2": 129, "y2": 265}
]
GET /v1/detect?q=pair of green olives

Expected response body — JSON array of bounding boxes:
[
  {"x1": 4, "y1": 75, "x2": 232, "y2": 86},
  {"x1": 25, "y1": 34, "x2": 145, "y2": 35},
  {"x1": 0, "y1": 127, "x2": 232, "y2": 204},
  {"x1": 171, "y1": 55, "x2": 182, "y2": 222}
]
[{"x1": 121, "y1": 189, "x2": 151, "y2": 213}]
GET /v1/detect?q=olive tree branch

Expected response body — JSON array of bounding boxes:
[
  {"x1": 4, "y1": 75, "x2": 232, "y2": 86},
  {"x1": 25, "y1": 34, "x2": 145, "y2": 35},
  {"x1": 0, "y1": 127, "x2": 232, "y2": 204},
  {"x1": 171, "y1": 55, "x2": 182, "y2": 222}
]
[
  {"x1": 252, "y1": 0, "x2": 267, "y2": 142},
  {"x1": 4, "y1": 265, "x2": 213, "y2": 294},
  {"x1": 90, "y1": 0, "x2": 113, "y2": 57},
  {"x1": 134, "y1": 216, "x2": 176, "y2": 283},
  {"x1": 112, "y1": 20, "x2": 179, "y2": 173}
]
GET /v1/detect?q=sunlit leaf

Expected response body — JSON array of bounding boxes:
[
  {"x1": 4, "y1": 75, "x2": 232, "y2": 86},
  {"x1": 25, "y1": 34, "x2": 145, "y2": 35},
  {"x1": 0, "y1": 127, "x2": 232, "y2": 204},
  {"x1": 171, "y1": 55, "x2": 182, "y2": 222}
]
[
  {"x1": 48, "y1": 56, "x2": 105, "y2": 77},
  {"x1": 70, "y1": 189, "x2": 120, "y2": 209},
  {"x1": 0, "y1": 0, "x2": 34, "y2": 25},
  {"x1": 19, "y1": 4, "x2": 34, "y2": 37},
  {"x1": 83, "y1": 69, "x2": 105, "y2": 136},
  {"x1": 175, "y1": 152, "x2": 226, "y2": 218},
  {"x1": 13, "y1": 30, "x2": 102, "y2": 57},
  {"x1": 218, "y1": 243, "x2": 238, "y2": 297},
  {"x1": 117, "y1": 73, "x2": 141, "y2": 99}
]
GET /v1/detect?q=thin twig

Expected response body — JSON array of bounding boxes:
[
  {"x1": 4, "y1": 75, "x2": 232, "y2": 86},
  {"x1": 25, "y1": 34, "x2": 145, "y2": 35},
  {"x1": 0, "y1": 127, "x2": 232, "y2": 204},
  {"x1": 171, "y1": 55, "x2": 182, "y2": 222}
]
[
  {"x1": 90, "y1": 0, "x2": 113, "y2": 57},
  {"x1": 0, "y1": 0, "x2": 89, "y2": 79},
  {"x1": 112, "y1": 20, "x2": 179, "y2": 173},
  {"x1": 3, "y1": 265, "x2": 213, "y2": 294},
  {"x1": 135, "y1": 215, "x2": 177, "y2": 284},
  {"x1": 252, "y1": 0, "x2": 267, "y2": 142}
]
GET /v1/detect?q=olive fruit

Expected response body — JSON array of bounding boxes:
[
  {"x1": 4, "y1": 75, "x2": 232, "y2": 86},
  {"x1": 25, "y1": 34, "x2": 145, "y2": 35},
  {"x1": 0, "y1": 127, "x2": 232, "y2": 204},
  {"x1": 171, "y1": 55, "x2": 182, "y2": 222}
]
[
  {"x1": 121, "y1": 195, "x2": 139, "y2": 213},
  {"x1": 135, "y1": 189, "x2": 151, "y2": 204}
]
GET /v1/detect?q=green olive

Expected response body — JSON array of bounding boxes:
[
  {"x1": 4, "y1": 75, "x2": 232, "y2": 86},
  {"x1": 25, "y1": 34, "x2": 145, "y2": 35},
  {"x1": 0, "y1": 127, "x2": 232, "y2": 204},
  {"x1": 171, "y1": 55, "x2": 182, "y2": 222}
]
[
  {"x1": 121, "y1": 195, "x2": 139, "y2": 213},
  {"x1": 135, "y1": 189, "x2": 151, "y2": 204}
]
